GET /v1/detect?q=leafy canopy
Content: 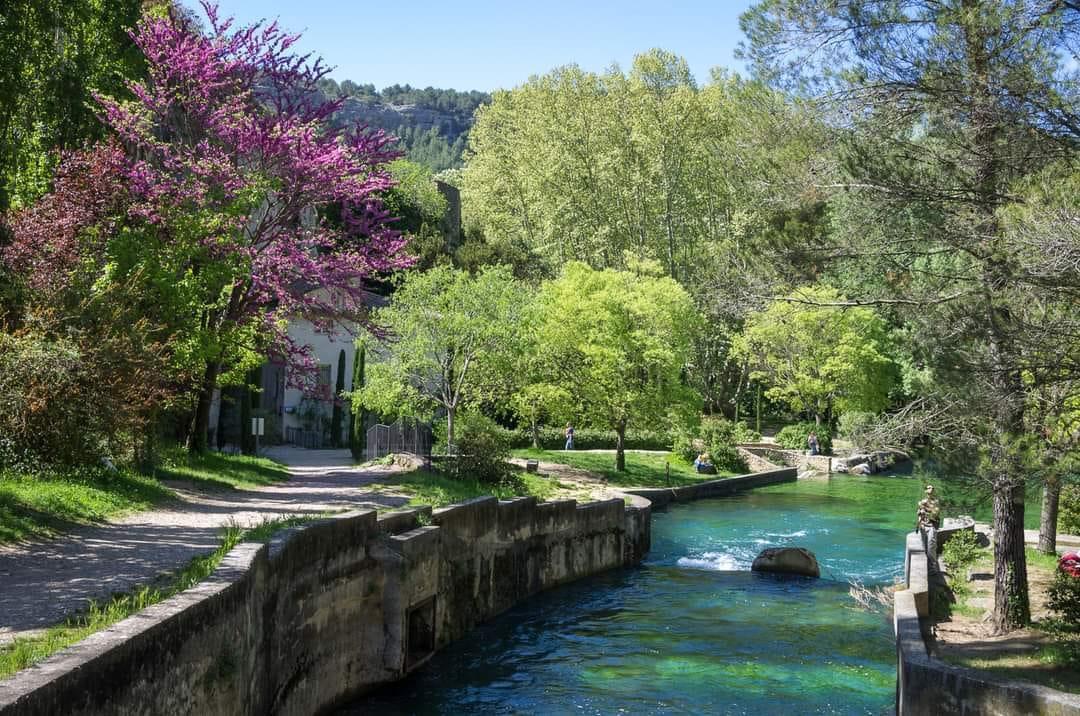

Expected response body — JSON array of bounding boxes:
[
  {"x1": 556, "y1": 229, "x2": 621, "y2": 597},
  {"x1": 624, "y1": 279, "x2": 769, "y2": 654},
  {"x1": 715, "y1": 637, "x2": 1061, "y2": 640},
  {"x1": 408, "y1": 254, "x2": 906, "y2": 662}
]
[{"x1": 734, "y1": 285, "x2": 898, "y2": 421}]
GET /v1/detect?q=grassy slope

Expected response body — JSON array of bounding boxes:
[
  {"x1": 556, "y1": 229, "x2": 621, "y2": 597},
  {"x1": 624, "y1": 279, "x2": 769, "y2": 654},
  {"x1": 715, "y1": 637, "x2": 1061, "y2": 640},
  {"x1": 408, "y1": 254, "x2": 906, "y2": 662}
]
[
  {"x1": 511, "y1": 448, "x2": 737, "y2": 488},
  {"x1": 153, "y1": 448, "x2": 289, "y2": 490},
  {"x1": 0, "y1": 450, "x2": 290, "y2": 545},
  {"x1": 0, "y1": 468, "x2": 173, "y2": 545}
]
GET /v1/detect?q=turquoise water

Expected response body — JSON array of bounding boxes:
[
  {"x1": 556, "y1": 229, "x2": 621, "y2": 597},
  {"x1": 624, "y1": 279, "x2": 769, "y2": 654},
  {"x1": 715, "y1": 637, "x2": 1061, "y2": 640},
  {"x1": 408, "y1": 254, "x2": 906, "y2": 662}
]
[{"x1": 353, "y1": 476, "x2": 925, "y2": 715}]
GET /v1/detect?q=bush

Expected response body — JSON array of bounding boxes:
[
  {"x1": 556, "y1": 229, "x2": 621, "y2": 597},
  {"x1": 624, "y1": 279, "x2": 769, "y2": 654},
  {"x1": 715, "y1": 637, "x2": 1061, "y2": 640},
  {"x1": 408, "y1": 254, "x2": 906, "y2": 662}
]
[
  {"x1": 1061, "y1": 485, "x2": 1080, "y2": 536},
  {"x1": 1048, "y1": 566, "x2": 1080, "y2": 627},
  {"x1": 438, "y1": 412, "x2": 512, "y2": 485},
  {"x1": 941, "y1": 529, "x2": 981, "y2": 573},
  {"x1": 0, "y1": 333, "x2": 168, "y2": 469},
  {"x1": 671, "y1": 416, "x2": 748, "y2": 474},
  {"x1": 775, "y1": 422, "x2": 833, "y2": 455},
  {"x1": 508, "y1": 426, "x2": 672, "y2": 451}
]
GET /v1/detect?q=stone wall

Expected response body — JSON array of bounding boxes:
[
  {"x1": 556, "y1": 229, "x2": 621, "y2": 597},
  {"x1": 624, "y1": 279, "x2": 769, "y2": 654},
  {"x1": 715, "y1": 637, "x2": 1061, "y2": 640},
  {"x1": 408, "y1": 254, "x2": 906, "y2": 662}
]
[
  {"x1": 895, "y1": 520, "x2": 1080, "y2": 715},
  {"x1": 0, "y1": 496, "x2": 650, "y2": 716},
  {"x1": 737, "y1": 444, "x2": 832, "y2": 473}
]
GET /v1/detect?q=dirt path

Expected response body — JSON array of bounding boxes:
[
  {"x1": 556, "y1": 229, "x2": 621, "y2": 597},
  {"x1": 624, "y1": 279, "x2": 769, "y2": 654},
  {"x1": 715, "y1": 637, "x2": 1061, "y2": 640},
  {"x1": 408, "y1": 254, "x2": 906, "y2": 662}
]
[{"x1": 0, "y1": 448, "x2": 408, "y2": 643}]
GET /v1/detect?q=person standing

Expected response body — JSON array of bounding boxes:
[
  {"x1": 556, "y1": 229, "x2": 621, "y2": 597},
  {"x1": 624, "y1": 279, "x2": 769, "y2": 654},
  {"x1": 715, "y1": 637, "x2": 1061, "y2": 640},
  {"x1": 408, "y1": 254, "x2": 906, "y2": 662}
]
[
  {"x1": 807, "y1": 431, "x2": 819, "y2": 456},
  {"x1": 564, "y1": 423, "x2": 575, "y2": 450}
]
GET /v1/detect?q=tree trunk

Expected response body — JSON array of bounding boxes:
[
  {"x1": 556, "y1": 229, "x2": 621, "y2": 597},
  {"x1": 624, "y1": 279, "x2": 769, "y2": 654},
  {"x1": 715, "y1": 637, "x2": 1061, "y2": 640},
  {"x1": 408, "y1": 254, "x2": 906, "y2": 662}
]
[
  {"x1": 531, "y1": 416, "x2": 540, "y2": 450},
  {"x1": 240, "y1": 381, "x2": 253, "y2": 455},
  {"x1": 1039, "y1": 475, "x2": 1061, "y2": 555},
  {"x1": 446, "y1": 406, "x2": 456, "y2": 452},
  {"x1": 615, "y1": 420, "x2": 626, "y2": 472},
  {"x1": 187, "y1": 361, "x2": 220, "y2": 455},
  {"x1": 992, "y1": 479, "x2": 1030, "y2": 633}
]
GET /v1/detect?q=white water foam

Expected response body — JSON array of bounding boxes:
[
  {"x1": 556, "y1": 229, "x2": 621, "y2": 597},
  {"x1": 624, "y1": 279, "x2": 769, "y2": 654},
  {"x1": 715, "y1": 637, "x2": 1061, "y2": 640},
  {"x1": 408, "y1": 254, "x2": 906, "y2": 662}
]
[
  {"x1": 677, "y1": 551, "x2": 745, "y2": 571},
  {"x1": 764, "y1": 530, "x2": 807, "y2": 538}
]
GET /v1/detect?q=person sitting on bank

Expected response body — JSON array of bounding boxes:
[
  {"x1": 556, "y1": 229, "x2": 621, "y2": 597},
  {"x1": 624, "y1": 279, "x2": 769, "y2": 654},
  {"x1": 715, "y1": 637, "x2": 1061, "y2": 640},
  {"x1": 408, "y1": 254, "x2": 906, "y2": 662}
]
[{"x1": 694, "y1": 452, "x2": 717, "y2": 475}]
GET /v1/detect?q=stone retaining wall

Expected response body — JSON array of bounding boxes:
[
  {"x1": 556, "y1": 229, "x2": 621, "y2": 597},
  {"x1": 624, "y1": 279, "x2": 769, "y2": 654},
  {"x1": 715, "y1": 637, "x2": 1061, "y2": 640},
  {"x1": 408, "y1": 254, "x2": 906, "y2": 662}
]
[
  {"x1": 0, "y1": 496, "x2": 650, "y2": 716},
  {"x1": 737, "y1": 444, "x2": 832, "y2": 473},
  {"x1": 895, "y1": 520, "x2": 1080, "y2": 714}
]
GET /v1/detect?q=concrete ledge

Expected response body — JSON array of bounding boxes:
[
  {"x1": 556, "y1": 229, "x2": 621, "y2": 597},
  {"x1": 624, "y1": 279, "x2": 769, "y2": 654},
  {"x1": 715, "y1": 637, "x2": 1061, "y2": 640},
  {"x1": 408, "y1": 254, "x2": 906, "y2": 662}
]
[{"x1": 623, "y1": 467, "x2": 798, "y2": 508}]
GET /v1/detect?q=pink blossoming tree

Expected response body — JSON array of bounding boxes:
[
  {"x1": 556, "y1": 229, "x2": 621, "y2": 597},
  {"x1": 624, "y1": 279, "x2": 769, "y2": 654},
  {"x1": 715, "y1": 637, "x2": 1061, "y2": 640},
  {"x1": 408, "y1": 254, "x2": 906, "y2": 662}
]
[{"x1": 91, "y1": 3, "x2": 411, "y2": 451}]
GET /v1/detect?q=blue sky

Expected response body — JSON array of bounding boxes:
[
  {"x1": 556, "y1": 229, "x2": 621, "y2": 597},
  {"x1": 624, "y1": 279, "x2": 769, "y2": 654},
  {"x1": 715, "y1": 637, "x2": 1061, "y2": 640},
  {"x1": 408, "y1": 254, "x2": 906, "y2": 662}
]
[{"x1": 203, "y1": 1, "x2": 757, "y2": 92}]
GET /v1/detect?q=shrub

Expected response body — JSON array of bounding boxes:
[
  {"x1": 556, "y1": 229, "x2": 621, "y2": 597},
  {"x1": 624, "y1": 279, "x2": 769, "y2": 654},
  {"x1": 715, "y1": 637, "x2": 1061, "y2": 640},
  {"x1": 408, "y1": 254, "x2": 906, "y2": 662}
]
[
  {"x1": 439, "y1": 412, "x2": 512, "y2": 485},
  {"x1": 1061, "y1": 485, "x2": 1080, "y2": 536},
  {"x1": 732, "y1": 422, "x2": 762, "y2": 444},
  {"x1": 1048, "y1": 564, "x2": 1080, "y2": 627},
  {"x1": 0, "y1": 332, "x2": 167, "y2": 469},
  {"x1": 775, "y1": 422, "x2": 833, "y2": 455},
  {"x1": 508, "y1": 426, "x2": 672, "y2": 451},
  {"x1": 671, "y1": 416, "x2": 748, "y2": 474},
  {"x1": 940, "y1": 529, "x2": 981, "y2": 573}
]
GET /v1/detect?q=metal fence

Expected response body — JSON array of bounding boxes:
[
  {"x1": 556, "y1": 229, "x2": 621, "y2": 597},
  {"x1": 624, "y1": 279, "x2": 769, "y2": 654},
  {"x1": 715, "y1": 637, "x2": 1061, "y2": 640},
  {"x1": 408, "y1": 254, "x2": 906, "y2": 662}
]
[
  {"x1": 285, "y1": 427, "x2": 326, "y2": 449},
  {"x1": 366, "y1": 418, "x2": 433, "y2": 460}
]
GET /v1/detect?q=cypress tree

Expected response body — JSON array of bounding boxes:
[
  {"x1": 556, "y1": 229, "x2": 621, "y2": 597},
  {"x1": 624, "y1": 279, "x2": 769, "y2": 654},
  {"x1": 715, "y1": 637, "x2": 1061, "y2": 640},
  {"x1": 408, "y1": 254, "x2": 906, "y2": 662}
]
[
  {"x1": 330, "y1": 350, "x2": 346, "y2": 448},
  {"x1": 349, "y1": 345, "x2": 367, "y2": 461}
]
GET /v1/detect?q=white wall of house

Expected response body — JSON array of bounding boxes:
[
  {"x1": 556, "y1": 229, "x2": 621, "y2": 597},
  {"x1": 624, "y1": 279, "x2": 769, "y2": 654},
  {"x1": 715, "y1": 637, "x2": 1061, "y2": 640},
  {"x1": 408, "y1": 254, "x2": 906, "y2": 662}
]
[{"x1": 280, "y1": 318, "x2": 356, "y2": 444}]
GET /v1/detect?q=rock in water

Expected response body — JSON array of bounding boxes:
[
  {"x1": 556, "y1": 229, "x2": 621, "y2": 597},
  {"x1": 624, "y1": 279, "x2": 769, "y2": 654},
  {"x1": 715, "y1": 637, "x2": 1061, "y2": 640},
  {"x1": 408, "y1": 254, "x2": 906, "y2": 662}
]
[{"x1": 751, "y1": 547, "x2": 820, "y2": 578}]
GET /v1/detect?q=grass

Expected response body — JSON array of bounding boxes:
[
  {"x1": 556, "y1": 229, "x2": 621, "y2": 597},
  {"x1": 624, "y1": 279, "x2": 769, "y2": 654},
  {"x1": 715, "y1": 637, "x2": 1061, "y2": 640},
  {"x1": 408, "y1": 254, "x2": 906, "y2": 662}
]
[
  {"x1": 0, "y1": 449, "x2": 291, "y2": 545},
  {"x1": 153, "y1": 447, "x2": 289, "y2": 490},
  {"x1": 947, "y1": 645, "x2": 1080, "y2": 694},
  {"x1": 369, "y1": 468, "x2": 558, "y2": 508},
  {"x1": 0, "y1": 466, "x2": 174, "y2": 545},
  {"x1": 510, "y1": 448, "x2": 737, "y2": 488},
  {"x1": 0, "y1": 515, "x2": 314, "y2": 679}
]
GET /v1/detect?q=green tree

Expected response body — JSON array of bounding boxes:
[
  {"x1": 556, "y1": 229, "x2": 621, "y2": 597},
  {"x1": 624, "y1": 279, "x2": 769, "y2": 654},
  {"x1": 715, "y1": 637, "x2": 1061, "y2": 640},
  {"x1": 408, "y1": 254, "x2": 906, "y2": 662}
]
[
  {"x1": 535, "y1": 262, "x2": 700, "y2": 471},
  {"x1": 349, "y1": 344, "x2": 367, "y2": 460},
  {"x1": 331, "y1": 349, "x2": 346, "y2": 448},
  {"x1": 358, "y1": 266, "x2": 524, "y2": 447},
  {"x1": 0, "y1": 0, "x2": 145, "y2": 210},
  {"x1": 734, "y1": 285, "x2": 898, "y2": 426},
  {"x1": 741, "y1": 0, "x2": 1080, "y2": 632}
]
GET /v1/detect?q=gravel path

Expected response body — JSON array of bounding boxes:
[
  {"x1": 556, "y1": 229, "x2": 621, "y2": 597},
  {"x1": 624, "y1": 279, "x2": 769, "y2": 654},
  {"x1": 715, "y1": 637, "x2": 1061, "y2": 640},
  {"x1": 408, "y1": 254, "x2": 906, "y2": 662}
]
[{"x1": 0, "y1": 447, "x2": 407, "y2": 643}]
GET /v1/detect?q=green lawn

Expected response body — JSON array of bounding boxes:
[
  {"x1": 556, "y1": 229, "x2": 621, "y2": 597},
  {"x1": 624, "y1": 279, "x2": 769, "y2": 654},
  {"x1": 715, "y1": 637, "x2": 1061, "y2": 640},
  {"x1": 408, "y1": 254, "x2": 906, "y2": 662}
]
[
  {"x1": 153, "y1": 448, "x2": 289, "y2": 490},
  {"x1": 368, "y1": 468, "x2": 558, "y2": 508},
  {"x1": 510, "y1": 448, "x2": 737, "y2": 488},
  {"x1": 0, "y1": 516, "x2": 313, "y2": 679},
  {"x1": 0, "y1": 467, "x2": 174, "y2": 545},
  {"x1": 0, "y1": 449, "x2": 290, "y2": 545}
]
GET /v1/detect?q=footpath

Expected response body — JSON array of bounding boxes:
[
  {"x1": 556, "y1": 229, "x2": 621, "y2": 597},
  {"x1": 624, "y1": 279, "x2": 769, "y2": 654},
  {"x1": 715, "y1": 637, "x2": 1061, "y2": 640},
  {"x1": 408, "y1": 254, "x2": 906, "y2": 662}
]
[{"x1": 0, "y1": 448, "x2": 406, "y2": 644}]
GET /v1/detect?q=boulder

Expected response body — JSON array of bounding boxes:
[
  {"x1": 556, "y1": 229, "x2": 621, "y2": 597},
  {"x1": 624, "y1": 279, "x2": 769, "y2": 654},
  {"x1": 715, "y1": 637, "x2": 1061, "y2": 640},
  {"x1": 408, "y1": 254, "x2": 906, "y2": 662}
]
[{"x1": 751, "y1": 547, "x2": 821, "y2": 578}]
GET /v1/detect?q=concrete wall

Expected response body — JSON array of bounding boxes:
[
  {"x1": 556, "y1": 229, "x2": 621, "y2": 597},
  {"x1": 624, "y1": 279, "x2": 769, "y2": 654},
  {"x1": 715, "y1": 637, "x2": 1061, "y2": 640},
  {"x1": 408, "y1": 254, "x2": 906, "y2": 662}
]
[
  {"x1": 0, "y1": 497, "x2": 650, "y2": 716},
  {"x1": 895, "y1": 521, "x2": 1080, "y2": 715},
  {"x1": 624, "y1": 467, "x2": 797, "y2": 509}
]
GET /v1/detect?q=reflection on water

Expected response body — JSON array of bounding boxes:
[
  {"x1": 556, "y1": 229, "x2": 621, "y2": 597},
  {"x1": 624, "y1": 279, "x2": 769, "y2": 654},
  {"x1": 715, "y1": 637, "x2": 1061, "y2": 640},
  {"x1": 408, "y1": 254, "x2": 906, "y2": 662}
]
[{"x1": 349, "y1": 475, "x2": 923, "y2": 715}]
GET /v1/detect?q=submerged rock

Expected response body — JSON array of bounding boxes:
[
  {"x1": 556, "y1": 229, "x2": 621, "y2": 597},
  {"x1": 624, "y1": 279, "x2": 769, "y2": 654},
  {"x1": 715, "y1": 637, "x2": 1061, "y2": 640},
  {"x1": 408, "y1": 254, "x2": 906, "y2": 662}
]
[{"x1": 751, "y1": 547, "x2": 821, "y2": 578}]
